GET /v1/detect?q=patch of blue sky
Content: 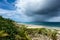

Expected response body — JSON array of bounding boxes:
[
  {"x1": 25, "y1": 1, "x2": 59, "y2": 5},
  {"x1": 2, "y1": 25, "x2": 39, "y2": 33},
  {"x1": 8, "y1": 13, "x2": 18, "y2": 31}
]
[
  {"x1": 7, "y1": 0, "x2": 16, "y2": 3},
  {"x1": 0, "y1": 0, "x2": 16, "y2": 10}
]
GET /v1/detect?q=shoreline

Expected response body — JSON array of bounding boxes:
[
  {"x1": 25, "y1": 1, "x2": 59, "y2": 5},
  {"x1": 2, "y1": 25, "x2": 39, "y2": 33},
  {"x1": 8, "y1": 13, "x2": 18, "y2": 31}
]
[
  {"x1": 17, "y1": 23, "x2": 60, "y2": 30},
  {"x1": 26, "y1": 24, "x2": 60, "y2": 30}
]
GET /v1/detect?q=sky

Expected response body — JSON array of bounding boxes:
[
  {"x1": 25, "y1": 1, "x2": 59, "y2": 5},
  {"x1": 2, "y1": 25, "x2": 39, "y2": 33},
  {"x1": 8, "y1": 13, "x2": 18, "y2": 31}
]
[{"x1": 0, "y1": 0, "x2": 60, "y2": 22}]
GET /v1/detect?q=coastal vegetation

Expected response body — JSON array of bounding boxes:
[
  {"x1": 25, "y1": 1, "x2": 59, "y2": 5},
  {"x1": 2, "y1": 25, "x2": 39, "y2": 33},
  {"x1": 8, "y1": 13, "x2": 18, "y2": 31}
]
[
  {"x1": 0, "y1": 16, "x2": 60, "y2": 40},
  {"x1": 0, "y1": 16, "x2": 31, "y2": 40}
]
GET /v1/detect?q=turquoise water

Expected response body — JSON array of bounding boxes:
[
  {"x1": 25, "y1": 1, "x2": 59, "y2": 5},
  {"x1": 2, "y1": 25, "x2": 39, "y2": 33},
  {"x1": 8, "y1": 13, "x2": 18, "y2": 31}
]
[{"x1": 21, "y1": 22, "x2": 60, "y2": 27}]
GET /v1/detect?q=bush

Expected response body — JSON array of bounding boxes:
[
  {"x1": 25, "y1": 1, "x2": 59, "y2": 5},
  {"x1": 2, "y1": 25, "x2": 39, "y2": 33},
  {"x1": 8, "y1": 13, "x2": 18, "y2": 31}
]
[{"x1": 0, "y1": 16, "x2": 31, "y2": 40}]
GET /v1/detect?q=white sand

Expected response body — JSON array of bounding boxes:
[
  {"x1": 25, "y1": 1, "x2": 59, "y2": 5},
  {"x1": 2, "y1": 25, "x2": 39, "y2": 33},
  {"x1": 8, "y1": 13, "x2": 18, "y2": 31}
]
[
  {"x1": 25, "y1": 24, "x2": 60, "y2": 30},
  {"x1": 17, "y1": 23, "x2": 60, "y2": 30}
]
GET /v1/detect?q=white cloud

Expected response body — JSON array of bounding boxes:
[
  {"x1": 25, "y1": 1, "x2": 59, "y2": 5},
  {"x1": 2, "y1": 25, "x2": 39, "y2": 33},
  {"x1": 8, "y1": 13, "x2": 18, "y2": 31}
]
[
  {"x1": 0, "y1": 8, "x2": 33, "y2": 22},
  {"x1": 14, "y1": 0, "x2": 49, "y2": 22},
  {"x1": 0, "y1": 0, "x2": 59, "y2": 22},
  {"x1": 0, "y1": 9, "x2": 16, "y2": 17},
  {"x1": 15, "y1": 0, "x2": 47, "y2": 12},
  {"x1": 0, "y1": 9, "x2": 15, "y2": 13}
]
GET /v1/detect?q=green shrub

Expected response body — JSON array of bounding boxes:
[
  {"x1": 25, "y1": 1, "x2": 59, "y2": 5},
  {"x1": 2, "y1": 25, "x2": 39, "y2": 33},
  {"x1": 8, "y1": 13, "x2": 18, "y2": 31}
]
[{"x1": 0, "y1": 16, "x2": 31, "y2": 40}]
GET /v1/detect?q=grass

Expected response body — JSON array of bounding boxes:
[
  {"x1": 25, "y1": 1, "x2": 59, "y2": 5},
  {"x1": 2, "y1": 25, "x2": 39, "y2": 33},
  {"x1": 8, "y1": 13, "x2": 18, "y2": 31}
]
[
  {"x1": 0, "y1": 16, "x2": 31, "y2": 40},
  {"x1": 0, "y1": 16, "x2": 59, "y2": 40}
]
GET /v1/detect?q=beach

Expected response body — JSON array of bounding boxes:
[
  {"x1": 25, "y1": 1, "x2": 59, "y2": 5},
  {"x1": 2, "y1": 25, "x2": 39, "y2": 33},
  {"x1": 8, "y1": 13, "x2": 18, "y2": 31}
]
[
  {"x1": 24, "y1": 24, "x2": 60, "y2": 29},
  {"x1": 17, "y1": 23, "x2": 60, "y2": 30}
]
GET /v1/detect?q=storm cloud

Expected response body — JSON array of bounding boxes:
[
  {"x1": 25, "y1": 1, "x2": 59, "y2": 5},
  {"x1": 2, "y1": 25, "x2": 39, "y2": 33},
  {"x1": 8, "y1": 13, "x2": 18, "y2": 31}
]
[
  {"x1": 0, "y1": 0, "x2": 60, "y2": 22},
  {"x1": 15, "y1": 0, "x2": 60, "y2": 22}
]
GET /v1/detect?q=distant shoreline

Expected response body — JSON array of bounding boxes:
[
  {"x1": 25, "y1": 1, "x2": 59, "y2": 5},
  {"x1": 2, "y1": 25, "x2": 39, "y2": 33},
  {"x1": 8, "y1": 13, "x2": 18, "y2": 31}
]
[
  {"x1": 26, "y1": 24, "x2": 60, "y2": 30},
  {"x1": 18, "y1": 23, "x2": 60, "y2": 30}
]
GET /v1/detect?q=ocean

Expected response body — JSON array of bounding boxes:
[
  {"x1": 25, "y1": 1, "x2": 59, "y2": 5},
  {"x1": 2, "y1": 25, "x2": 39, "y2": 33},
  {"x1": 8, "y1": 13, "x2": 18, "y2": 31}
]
[{"x1": 20, "y1": 22, "x2": 60, "y2": 27}]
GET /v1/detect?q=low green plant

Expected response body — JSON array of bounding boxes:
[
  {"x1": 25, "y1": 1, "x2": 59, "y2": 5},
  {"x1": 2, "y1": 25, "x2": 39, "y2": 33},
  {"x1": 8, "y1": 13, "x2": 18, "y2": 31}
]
[{"x1": 0, "y1": 16, "x2": 31, "y2": 40}]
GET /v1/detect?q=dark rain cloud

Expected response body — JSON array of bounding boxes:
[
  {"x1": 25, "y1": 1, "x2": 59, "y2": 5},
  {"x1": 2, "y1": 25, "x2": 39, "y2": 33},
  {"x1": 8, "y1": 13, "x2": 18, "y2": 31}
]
[
  {"x1": 0, "y1": 0, "x2": 60, "y2": 22},
  {"x1": 25, "y1": 0, "x2": 60, "y2": 22}
]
